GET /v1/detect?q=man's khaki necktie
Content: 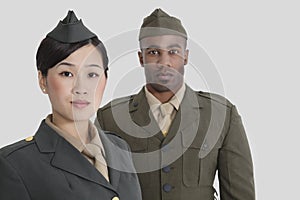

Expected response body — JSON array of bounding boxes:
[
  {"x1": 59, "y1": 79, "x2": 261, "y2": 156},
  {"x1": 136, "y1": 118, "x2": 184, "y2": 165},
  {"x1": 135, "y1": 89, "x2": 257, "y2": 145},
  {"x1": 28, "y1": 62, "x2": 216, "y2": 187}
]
[
  {"x1": 159, "y1": 102, "x2": 174, "y2": 137},
  {"x1": 83, "y1": 143, "x2": 110, "y2": 182}
]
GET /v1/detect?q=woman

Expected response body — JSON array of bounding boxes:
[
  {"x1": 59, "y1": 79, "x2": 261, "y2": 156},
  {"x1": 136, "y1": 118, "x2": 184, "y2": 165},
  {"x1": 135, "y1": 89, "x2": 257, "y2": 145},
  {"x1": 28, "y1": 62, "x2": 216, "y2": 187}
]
[{"x1": 0, "y1": 10, "x2": 141, "y2": 200}]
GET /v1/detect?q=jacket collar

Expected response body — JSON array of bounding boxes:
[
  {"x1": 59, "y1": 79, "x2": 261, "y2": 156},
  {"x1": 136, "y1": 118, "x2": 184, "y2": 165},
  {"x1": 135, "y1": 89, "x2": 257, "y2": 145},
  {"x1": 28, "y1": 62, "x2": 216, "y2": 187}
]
[
  {"x1": 34, "y1": 120, "x2": 117, "y2": 192},
  {"x1": 130, "y1": 84, "x2": 203, "y2": 111},
  {"x1": 128, "y1": 84, "x2": 202, "y2": 141}
]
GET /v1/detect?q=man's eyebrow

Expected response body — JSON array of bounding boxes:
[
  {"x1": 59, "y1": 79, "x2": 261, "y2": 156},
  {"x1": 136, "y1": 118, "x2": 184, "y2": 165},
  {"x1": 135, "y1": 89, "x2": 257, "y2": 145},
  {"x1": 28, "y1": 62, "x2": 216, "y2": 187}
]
[
  {"x1": 145, "y1": 45, "x2": 160, "y2": 49},
  {"x1": 167, "y1": 44, "x2": 182, "y2": 49},
  {"x1": 144, "y1": 44, "x2": 183, "y2": 50}
]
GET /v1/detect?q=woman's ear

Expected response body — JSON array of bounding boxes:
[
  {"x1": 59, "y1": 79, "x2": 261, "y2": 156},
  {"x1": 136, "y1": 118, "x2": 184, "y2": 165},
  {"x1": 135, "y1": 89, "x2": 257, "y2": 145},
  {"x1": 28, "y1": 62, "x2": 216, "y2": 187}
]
[{"x1": 38, "y1": 71, "x2": 47, "y2": 94}]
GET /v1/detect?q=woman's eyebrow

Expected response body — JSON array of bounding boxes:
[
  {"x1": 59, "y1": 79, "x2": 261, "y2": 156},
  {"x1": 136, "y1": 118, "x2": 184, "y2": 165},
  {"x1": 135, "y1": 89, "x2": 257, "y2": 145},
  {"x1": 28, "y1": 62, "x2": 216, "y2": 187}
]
[
  {"x1": 56, "y1": 62, "x2": 102, "y2": 69},
  {"x1": 56, "y1": 62, "x2": 75, "y2": 68},
  {"x1": 85, "y1": 64, "x2": 102, "y2": 68}
]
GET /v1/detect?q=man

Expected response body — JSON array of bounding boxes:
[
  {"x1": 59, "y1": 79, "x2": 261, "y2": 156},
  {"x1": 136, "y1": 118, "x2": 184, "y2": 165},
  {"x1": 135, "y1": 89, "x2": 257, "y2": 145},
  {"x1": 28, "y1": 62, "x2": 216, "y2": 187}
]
[{"x1": 96, "y1": 8, "x2": 255, "y2": 200}]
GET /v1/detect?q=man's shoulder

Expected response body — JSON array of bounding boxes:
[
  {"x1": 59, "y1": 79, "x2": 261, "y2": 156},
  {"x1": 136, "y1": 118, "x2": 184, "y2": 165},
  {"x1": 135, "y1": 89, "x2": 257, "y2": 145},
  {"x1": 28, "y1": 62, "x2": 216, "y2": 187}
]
[
  {"x1": 100, "y1": 88, "x2": 233, "y2": 110},
  {"x1": 194, "y1": 90, "x2": 233, "y2": 108},
  {"x1": 100, "y1": 94, "x2": 137, "y2": 111}
]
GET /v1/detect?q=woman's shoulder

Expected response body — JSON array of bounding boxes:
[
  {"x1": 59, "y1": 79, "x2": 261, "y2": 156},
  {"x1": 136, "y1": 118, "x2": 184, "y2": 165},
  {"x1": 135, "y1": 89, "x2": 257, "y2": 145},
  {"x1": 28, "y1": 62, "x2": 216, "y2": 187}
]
[
  {"x1": 99, "y1": 130, "x2": 130, "y2": 150},
  {"x1": 0, "y1": 136, "x2": 35, "y2": 159},
  {"x1": 102, "y1": 131, "x2": 126, "y2": 143}
]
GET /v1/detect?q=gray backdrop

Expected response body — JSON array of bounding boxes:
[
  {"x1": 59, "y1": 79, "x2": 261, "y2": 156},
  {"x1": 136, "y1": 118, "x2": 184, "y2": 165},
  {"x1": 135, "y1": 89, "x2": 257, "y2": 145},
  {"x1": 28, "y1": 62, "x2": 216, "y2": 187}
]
[{"x1": 1, "y1": 1, "x2": 299, "y2": 199}]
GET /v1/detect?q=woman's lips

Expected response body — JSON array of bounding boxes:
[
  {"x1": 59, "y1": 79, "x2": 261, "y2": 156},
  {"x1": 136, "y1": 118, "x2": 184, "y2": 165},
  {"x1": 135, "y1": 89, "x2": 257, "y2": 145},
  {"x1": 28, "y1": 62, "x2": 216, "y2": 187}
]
[{"x1": 71, "y1": 100, "x2": 90, "y2": 109}]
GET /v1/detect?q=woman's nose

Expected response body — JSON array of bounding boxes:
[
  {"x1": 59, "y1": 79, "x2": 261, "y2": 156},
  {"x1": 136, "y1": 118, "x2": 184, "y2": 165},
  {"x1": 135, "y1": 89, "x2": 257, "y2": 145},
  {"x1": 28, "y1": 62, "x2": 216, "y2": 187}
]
[{"x1": 72, "y1": 77, "x2": 88, "y2": 95}]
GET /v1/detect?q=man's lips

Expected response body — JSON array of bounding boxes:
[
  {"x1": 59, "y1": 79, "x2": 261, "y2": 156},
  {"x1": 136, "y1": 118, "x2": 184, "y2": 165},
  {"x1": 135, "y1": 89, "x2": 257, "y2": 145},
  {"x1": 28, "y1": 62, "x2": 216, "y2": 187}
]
[
  {"x1": 156, "y1": 72, "x2": 173, "y2": 81},
  {"x1": 71, "y1": 100, "x2": 90, "y2": 109}
]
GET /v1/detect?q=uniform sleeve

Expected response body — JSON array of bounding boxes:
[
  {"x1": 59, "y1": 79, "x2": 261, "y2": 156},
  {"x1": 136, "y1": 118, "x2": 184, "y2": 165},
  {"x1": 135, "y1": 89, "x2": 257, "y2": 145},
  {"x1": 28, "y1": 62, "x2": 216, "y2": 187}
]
[
  {"x1": 125, "y1": 142, "x2": 143, "y2": 200},
  {"x1": 108, "y1": 134, "x2": 142, "y2": 200},
  {"x1": 95, "y1": 109, "x2": 105, "y2": 130},
  {"x1": 0, "y1": 155, "x2": 31, "y2": 200},
  {"x1": 218, "y1": 105, "x2": 255, "y2": 200}
]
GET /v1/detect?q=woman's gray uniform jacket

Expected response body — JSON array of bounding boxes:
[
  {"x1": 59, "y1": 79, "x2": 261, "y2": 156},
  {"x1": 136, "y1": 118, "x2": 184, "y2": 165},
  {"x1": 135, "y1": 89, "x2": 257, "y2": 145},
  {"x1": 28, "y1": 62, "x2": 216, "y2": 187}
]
[{"x1": 0, "y1": 120, "x2": 142, "y2": 200}]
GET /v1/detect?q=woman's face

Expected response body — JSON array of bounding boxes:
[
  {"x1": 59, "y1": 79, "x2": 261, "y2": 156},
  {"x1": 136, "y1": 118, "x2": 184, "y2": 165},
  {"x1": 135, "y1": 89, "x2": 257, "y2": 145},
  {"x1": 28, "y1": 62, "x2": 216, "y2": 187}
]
[{"x1": 39, "y1": 44, "x2": 106, "y2": 123}]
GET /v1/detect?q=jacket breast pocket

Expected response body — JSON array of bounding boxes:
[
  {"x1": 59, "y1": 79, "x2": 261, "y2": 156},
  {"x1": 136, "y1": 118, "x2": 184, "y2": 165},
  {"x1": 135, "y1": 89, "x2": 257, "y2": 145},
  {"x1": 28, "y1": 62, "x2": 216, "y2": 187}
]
[
  {"x1": 127, "y1": 138, "x2": 147, "y2": 153},
  {"x1": 182, "y1": 145, "x2": 201, "y2": 187},
  {"x1": 180, "y1": 122, "x2": 203, "y2": 188}
]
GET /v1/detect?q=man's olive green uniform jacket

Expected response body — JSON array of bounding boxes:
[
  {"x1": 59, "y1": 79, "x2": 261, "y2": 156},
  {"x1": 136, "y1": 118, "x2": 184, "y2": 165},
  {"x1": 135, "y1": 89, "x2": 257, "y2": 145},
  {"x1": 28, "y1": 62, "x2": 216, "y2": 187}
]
[{"x1": 96, "y1": 85, "x2": 255, "y2": 200}]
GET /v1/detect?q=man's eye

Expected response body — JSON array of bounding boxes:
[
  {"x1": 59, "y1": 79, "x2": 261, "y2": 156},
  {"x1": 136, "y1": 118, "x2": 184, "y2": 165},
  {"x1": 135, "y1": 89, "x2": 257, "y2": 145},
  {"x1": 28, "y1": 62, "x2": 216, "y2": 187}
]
[
  {"x1": 88, "y1": 73, "x2": 99, "y2": 78},
  {"x1": 169, "y1": 49, "x2": 179, "y2": 54},
  {"x1": 59, "y1": 71, "x2": 73, "y2": 77},
  {"x1": 148, "y1": 50, "x2": 159, "y2": 55}
]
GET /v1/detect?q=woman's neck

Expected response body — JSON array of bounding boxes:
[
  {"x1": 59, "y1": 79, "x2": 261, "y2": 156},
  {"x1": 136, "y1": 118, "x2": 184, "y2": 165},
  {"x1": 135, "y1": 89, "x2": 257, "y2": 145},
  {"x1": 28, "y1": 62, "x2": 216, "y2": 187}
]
[{"x1": 51, "y1": 115, "x2": 90, "y2": 144}]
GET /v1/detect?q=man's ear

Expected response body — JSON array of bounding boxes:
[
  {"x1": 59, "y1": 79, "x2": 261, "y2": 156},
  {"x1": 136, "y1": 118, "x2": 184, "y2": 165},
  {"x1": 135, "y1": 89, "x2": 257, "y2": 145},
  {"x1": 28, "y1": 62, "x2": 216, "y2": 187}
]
[
  {"x1": 184, "y1": 49, "x2": 189, "y2": 65},
  {"x1": 138, "y1": 51, "x2": 144, "y2": 67},
  {"x1": 38, "y1": 71, "x2": 47, "y2": 94}
]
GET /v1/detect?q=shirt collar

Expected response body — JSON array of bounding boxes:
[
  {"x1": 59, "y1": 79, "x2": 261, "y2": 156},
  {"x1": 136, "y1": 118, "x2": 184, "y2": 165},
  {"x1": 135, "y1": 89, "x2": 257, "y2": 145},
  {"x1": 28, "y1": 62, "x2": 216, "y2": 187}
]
[
  {"x1": 144, "y1": 86, "x2": 161, "y2": 113},
  {"x1": 144, "y1": 83, "x2": 186, "y2": 111},
  {"x1": 45, "y1": 115, "x2": 103, "y2": 153}
]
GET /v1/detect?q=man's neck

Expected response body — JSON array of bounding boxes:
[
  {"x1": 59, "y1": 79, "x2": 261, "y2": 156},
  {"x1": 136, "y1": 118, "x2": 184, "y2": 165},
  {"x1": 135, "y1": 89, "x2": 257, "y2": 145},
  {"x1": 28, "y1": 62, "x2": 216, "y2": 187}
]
[{"x1": 146, "y1": 84, "x2": 181, "y2": 103}]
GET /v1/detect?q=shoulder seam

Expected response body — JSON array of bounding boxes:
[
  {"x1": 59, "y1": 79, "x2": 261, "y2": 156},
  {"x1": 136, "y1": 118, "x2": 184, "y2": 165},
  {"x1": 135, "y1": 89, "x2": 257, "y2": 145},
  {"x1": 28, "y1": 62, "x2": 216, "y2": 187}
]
[
  {"x1": 0, "y1": 141, "x2": 34, "y2": 158},
  {"x1": 197, "y1": 91, "x2": 232, "y2": 107},
  {"x1": 101, "y1": 95, "x2": 134, "y2": 111},
  {"x1": 103, "y1": 131, "x2": 123, "y2": 139}
]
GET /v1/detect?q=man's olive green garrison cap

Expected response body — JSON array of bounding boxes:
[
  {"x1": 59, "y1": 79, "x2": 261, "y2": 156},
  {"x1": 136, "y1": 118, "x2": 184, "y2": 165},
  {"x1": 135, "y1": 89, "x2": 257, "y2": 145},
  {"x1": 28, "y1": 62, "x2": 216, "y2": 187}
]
[{"x1": 139, "y1": 8, "x2": 187, "y2": 40}]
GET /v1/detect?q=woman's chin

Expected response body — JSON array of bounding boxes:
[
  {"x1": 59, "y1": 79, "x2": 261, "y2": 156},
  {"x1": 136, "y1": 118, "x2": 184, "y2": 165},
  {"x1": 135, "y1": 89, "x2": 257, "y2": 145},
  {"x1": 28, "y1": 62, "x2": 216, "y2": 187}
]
[{"x1": 71, "y1": 112, "x2": 94, "y2": 122}]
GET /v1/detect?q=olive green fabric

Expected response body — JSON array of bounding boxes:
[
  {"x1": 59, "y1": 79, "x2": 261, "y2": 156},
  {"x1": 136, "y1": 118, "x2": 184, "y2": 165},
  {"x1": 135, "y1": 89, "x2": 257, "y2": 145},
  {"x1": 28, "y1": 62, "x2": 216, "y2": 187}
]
[
  {"x1": 96, "y1": 85, "x2": 255, "y2": 200},
  {"x1": 139, "y1": 8, "x2": 187, "y2": 40},
  {"x1": 47, "y1": 10, "x2": 96, "y2": 43}
]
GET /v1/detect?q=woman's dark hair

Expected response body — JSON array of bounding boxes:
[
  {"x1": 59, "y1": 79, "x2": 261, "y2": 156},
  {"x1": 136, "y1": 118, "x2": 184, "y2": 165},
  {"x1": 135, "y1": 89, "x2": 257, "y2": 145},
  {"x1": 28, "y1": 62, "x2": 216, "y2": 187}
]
[{"x1": 36, "y1": 37, "x2": 108, "y2": 77}]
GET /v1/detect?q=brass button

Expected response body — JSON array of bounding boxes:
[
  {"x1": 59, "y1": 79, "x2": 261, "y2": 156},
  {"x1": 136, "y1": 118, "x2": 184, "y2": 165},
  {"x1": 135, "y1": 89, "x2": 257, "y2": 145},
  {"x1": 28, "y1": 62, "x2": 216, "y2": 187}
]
[
  {"x1": 162, "y1": 131, "x2": 168, "y2": 137},
  {"x1": 25, "y1": 136, "x2": 34, "y2": 142},
  {"x1": 112, "y1": 197, "x2": 119, "y2": 200}
]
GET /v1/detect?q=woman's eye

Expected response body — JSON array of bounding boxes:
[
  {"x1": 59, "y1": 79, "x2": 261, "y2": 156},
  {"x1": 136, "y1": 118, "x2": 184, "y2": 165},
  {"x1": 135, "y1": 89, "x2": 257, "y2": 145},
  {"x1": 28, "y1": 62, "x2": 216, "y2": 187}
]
[
  {"x1": 59, "y1": 71, "x2": 73, "y2": 77},
  {"x1": 88, "y1": 73, "x2": 99, "y2": 78}
]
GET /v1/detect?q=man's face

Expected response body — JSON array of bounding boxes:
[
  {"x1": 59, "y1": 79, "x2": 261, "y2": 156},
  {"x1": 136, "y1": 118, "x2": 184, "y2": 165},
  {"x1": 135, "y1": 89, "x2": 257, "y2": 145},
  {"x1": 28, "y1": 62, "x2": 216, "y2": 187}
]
[{"x1": 139, "y1": 35, "x2": 189, "y2": 93}]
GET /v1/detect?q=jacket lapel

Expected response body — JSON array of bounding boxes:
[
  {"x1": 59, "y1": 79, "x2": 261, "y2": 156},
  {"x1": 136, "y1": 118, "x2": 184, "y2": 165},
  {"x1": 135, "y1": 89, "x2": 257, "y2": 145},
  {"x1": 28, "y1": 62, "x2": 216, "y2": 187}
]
[
  {"x1": 128, "y1": 86, "x2": 203, "y2": 143},
  {"x1": 34, "y1": 121, "x2": 116, "y2": 192},
  {"x1": 98, "y1": 130, "x2": 121, "y2": 189},
  {"x1": 99, "y1": 129, "x2": 139, "y2": 189},
  {"x1": 129, "y1": 88, "x2": 163, "y2": 142},
  {"x1": 162, "y1": 85, "x2": 203, "y2": 145},
  {"x1": 173, "y1": 85, "x2": 202, "y2": 132}
]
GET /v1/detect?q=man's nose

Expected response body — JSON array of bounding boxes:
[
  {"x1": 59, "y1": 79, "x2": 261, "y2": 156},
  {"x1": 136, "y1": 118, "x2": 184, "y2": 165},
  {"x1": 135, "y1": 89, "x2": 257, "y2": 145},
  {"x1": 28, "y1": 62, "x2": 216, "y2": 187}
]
[{"x1": 158, "y1": 52, "x2": 171, "y2": 67}]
